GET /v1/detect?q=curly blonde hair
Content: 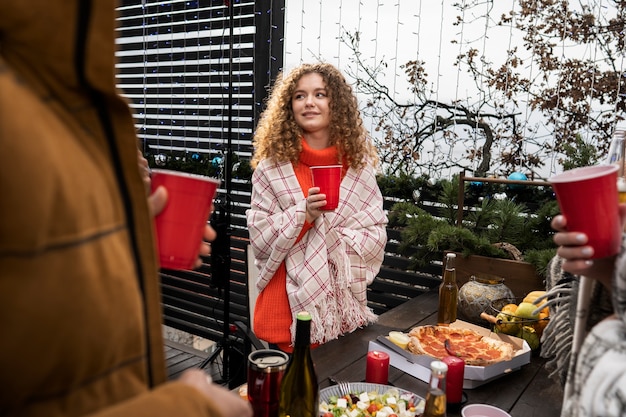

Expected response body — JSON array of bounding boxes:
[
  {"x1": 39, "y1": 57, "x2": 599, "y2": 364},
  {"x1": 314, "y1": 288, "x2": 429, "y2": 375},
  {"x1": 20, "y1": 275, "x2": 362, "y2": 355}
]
[{"x1": 251, "y1": 62, "x2": 378, "y2": 169}]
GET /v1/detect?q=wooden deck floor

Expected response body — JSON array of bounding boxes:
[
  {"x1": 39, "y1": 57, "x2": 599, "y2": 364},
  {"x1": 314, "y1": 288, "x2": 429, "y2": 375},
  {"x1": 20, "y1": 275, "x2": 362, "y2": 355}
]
[
  {"x1": 164, "y1": 339, "x2": 215, "y2": 380},
  {"x1": 164, "y1": 339, "x2": 247, "y2": 387}
]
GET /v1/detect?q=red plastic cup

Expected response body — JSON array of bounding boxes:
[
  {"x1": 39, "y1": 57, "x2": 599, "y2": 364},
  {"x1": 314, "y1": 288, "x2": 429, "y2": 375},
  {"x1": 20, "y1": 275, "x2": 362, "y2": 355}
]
[
  {"x1": 549, "y1": 164, "x2": 621, "y2": 259},
  {"x1": 150, "y1": 169, "x2": 219, "y2": 270},
  {"x1": 310, "y1": 165, "x2": 342, "y2": 210}
]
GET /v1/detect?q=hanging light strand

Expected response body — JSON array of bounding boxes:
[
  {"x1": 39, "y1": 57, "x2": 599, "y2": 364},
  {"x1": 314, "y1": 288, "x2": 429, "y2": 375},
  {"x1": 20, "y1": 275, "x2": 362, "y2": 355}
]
[
  {"x1": 453, "y1": 0, "x2": 467, "y2": 166},
  {"x1": 392, "y1": 1, "x2": 401, "y2": 101},
  {"x1": 336, "y1": 0, "x2": 343, "y2": 67},
  {"x1": 433, "y1": 0, "x2": 445, "y2": 162}
]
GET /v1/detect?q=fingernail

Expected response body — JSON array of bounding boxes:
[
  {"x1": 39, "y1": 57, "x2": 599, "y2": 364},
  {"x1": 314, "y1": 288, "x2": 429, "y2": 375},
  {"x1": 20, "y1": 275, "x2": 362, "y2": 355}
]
[
  {"x1": 575, "y1": 234, "x2": 587, "y2": 243},
  {"x1": 581, "y1": 248, "x2": 593, "y2": 256},
  {"x1": 584, "y1": 260, "x2": 594, "y2": 266}
]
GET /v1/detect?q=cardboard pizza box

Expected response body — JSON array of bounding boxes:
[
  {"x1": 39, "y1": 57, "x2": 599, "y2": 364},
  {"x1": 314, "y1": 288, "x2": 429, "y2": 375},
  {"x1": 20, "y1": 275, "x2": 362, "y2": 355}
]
[{"x1": 368, "y1": 320, "x2": 531, "y2": 389}]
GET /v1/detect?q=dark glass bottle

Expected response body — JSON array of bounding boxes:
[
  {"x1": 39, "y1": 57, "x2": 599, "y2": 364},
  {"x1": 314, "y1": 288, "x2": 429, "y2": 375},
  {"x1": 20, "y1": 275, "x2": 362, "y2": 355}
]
[
  {"x1": 423, "y1": 360, "x2": 448, "y2": 417},
  {"x1": 437, "y1": 253, "x2": 458, "y2": 325},
  {"x1": 278, "y1": 311, "x2": 319, "y2": 417}
]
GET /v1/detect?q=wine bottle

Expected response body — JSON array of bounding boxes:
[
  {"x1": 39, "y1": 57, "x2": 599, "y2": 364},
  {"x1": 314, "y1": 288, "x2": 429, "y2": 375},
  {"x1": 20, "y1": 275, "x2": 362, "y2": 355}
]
[
  {"x1": 278, "y1": 311, "x2": 319, "y2": 417},
  {"x1": 423, "y1": 360, "x2": 448, "y2": 417},
  {"x1": 437, "y1": 253, "x2": 458, "y2": 325}
]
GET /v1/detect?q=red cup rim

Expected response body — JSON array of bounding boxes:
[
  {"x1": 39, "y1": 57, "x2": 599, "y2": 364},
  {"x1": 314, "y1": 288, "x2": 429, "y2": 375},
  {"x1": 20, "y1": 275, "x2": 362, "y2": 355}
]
[
  {"x1": 151, "y1": 168, "x2": 220, "y2": 184},
  {"x1": 548, "y1": 164, "x2": 618, "y2": 183}
]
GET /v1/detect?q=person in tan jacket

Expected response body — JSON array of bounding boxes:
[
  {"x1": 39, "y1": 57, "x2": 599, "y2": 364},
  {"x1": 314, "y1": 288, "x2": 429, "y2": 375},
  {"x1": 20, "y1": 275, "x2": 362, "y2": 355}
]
[{"x1": 0, "y1": 1, "x2": 251, "y2": 416}]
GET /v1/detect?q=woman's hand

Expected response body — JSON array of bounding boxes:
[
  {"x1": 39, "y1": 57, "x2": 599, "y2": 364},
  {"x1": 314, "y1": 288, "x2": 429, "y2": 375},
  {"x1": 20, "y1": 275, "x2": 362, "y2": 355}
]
[
  {"x1": 552, "y1": 204, "x2": 626, "y2": 287},
  {"x1": 552, "y1": 214, "x2": 594, "y2": 275},
  {"x1": 178, "y1": 369, "x2": 252, "y2": 417},
  {"x1": 305, "y1": 186, "x2": 326, "y2": 223}
]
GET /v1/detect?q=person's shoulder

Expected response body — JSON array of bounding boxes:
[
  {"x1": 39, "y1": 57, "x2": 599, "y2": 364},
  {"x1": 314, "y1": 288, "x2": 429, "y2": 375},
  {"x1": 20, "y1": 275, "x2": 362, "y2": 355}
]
[
  {"x1": 256, "y1": 158, "x2": 291, "y2": 170},
  {"x1": 254, "y1": 159, "x2": 295, "y2": 181}
]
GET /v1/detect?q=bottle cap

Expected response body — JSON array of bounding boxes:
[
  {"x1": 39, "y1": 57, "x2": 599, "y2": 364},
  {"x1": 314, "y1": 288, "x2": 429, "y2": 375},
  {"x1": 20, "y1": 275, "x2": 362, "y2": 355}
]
[
  {"x1": 297, "y1": 311, "x2": 312, "y2": 321},
  {"x1": 430, "y1": 360, "x2": 448, "y2": 373}
]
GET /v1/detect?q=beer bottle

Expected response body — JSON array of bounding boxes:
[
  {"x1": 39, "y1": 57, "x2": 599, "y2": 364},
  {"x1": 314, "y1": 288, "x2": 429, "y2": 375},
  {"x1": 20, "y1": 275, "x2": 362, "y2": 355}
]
[
  {"x1": 423, "y1": 360, "x2": 448, "y2": 417},
  {"x1": 437, "y1": 253, "x2": 458, "y2": 325}
]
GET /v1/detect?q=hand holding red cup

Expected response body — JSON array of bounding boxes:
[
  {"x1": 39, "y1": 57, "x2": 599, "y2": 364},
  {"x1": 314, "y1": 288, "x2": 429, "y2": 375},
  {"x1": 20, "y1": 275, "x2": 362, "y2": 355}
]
[
  {"x1": 310, "y1": 165, "x2": 342, "y2": 211},
  {"x1": 150, "y1": 169, "x2": 219, "y2": 270},
  {"x1": 549, "y1": 164, "x2": 621, "y2": 259}
]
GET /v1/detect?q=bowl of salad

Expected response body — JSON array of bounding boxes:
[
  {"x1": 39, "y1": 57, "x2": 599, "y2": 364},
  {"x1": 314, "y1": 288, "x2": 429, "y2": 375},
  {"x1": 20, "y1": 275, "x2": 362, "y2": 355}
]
[{"x1": 319, "y1": 382, "x2": 425, "y2": 417}]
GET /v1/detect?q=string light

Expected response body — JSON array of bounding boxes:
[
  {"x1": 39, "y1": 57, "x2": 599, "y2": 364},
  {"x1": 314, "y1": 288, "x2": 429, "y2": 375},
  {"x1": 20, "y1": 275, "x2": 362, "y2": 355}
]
[
  {"x1": 586, "y1": 0, "x2": 603, "y2": 139},
  {"x1": 299, "y1": 0, "x2": 305, "y2": 63},
  {"x1": 336, "y1": 0, "x2": 343, "y2": 66},
  {"x1": 454, "y1": 0, "x2": 466, "y2": 168},
  {"x1": 318, "y1": 0, "x2": 323, "y2": 59},
  {"x1": 392, "y1": 1, "x2": 400, "y2": 102},
  {"x1": 546, "y1": 1, "x2": 570, "y2": 175},
  {"x1": 433, "y1": 0, "x2": 444, "y2": 164},
  {"x1": 373, "y1": 0, "x2": 380, "y2": 61}
]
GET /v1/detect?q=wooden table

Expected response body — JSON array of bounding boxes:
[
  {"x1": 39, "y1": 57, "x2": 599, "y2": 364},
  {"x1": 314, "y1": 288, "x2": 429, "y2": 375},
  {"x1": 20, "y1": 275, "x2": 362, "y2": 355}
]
[{"x1": 311, "y1": 290, "x2": 564, "y2": 417}]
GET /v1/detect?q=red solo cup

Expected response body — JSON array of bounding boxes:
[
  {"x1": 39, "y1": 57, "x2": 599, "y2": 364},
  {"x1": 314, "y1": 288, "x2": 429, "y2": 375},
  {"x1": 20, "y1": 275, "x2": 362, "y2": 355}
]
[
  {"x1": 150, "y1": 169, "x2": 219, "y2": 270},
  {"x1": 549, "y1": 164, "x2": 621, "y2": 259},
  {"x1": 310, "y1": 165, "x2": 342, "y2": 210}
]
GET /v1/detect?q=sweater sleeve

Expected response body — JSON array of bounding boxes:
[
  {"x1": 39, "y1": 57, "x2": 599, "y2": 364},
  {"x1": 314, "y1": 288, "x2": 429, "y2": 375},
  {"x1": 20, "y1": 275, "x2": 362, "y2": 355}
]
[
  {"x1": 246, "y1": 160, "x2": 311, "y2": 292},
  {"x1": 85, "y1": 382, "x2": 225, "y2": 417}
]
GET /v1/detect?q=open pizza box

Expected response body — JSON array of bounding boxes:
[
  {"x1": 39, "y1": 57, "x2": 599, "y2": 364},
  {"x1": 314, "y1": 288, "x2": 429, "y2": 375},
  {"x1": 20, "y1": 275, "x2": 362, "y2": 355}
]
[{"x1": 368, "y1": 320, "x2": 531, "y2": 389}]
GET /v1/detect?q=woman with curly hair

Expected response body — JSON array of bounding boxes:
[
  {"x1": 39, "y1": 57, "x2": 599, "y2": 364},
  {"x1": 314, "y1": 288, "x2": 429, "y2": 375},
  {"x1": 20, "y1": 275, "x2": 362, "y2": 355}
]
[{"x1": 246, "y1": 63, "x2": 388, "y2": 351}]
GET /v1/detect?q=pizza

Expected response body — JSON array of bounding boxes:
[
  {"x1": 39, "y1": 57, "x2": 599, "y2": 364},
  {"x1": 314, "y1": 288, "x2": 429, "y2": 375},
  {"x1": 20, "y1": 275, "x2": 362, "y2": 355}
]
[{"x1": 406, "y1": 325, "x2": 514, "y2": 366}]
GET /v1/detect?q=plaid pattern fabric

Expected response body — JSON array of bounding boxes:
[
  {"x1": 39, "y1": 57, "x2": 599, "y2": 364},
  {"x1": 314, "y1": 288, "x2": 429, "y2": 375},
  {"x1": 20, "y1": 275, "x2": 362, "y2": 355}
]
[
  {"x1": 247, "y1": 158, "x2": 388, "y2": 344},
  {"x1": 560, "y1": 238, "x2": 626, "y2": 417}
]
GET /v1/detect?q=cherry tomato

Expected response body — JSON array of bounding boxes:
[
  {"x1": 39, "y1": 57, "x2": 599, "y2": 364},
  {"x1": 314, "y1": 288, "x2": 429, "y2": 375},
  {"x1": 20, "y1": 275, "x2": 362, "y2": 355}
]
[
  {"x1": 389, "y1": 414, "x2": 398, "y2": 417},
  {"x1": 322, "y1": 413, "x2": 334, "y2": 417},
  {"x1": 367, "y1": 403, "x2": 379, "y2": 414}
]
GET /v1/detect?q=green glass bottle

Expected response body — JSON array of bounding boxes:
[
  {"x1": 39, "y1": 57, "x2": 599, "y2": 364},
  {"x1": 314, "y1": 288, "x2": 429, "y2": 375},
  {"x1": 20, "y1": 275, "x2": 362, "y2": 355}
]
[{"x1": 278, "y1": 311, "x2": 319, "y2": 417}]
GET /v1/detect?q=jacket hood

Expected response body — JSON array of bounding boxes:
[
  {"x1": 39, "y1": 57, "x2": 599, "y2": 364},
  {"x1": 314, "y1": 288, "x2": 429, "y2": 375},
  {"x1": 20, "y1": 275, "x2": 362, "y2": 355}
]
[{"x1": 0, "y1": 0, "x2": 119, "y2": 107}]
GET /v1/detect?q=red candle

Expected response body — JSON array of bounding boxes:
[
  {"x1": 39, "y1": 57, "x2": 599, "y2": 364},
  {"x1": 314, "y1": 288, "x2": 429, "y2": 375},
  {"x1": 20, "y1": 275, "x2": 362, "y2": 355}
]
[
  {"x1": 442, "y1": 355, "x2": 465, "y2": 403},
  {"x1": 366, "y1": 351, "x2": 390, "y2": 384}
]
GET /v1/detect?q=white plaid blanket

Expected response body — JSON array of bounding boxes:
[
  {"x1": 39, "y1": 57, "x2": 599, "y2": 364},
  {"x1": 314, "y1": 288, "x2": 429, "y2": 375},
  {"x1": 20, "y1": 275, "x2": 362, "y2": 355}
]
[
  {"x1": 246, "y1": 159, "x2": 388, "y2": 344},
  {"x1": 556, "y1": 238, "x2": 626, "y2": 417}
]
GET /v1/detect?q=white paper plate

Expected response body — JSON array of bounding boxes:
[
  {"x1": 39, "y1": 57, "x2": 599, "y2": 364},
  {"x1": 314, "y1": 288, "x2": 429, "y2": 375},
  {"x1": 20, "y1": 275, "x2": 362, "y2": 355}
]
[{"x1": 319, "y1": 382, "x2": 422, "y2": 404}]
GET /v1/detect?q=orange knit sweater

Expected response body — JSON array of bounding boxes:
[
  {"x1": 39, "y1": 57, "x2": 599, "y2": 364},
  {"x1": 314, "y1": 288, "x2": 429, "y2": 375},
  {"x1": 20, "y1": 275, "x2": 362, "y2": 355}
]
[{"x1": 253, "y1": 139, "x2": 347, "y2": 352}]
